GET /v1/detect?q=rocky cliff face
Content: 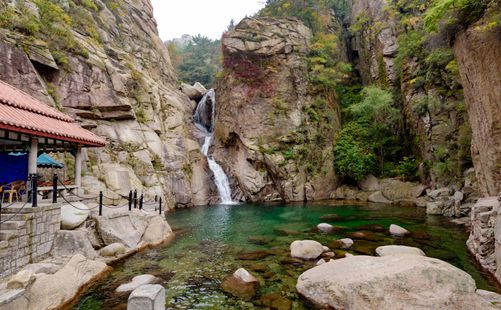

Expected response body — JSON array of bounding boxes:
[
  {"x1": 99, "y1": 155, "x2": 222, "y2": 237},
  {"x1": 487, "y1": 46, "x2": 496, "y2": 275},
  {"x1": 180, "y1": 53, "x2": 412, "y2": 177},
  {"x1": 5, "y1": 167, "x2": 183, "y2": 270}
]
[
  {"x1": 453, "y1": 17, "x2": 501, "y2": 197},
  {"x1": 349, "y1": 0, "x2": 471, "y2": 189},
  {"x1": 456, "y1": 10, "x2": 501, "y2": 282},
  {"x1": 0, "y1": 0, "x2": 212, "y2": 208},
  {"x1": 214, "y1": 17, "x2": 341, "y2": 202}
]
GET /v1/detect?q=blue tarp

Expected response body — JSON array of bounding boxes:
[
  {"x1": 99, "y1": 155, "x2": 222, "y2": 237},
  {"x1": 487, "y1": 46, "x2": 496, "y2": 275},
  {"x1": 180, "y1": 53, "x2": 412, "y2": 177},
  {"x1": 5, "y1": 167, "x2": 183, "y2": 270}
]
[
  {"x1": 0, "y1": 152, "x2": 28, "y2": 184},
  {"x1": 37, "y1": 153, "x2": 64, "y2": 168}
]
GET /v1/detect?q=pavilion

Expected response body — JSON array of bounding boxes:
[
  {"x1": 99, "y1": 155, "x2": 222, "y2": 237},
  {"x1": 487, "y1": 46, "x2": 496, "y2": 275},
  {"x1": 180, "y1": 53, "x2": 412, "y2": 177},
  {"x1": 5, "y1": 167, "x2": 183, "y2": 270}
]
[{"x1": 0, "y1": 79, "x2": 106, "y2": 202}]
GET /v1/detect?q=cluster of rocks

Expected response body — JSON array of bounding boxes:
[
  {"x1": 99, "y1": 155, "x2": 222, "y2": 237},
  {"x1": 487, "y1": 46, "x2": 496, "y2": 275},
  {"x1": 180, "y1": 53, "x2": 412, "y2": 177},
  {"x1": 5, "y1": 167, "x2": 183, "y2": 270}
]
[
  {"x1": 333, "y1": 174, "x2": 481, "y2": 220},
  {"x1": 425, "y1": 180, "x2": 479, "y2": 219},
  {"x1": 0, "y1": 203, "x2": 174, "y2": 310},
  {"x1": 180, "y1": 82, "x2": 208, "y2": 102},
  {"x1": 467, "y1": 196, "x2": 501, "y2": 282}
]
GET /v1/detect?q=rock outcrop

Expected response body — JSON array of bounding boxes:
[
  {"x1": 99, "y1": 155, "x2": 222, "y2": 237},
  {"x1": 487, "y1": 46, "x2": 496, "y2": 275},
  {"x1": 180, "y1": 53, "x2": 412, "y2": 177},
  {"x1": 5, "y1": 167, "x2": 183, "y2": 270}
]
[
  {"x1": 453, "y1": 15, "x2": 501, "y2": 197},
  {"x1": 214, "y1": 17, "x2": 341, "y2": 202},
  {"x1": 296, "y1": 255, "x2": 495, "y2": 309},
  {"x1": 1, "y1": 254, "x2": 110, "y2": 310},
  {"x1": 467, "y1": 197, "x2": 501, "y2": 282},
  {"x1": 0, "y1": 0, "x2": 213, "y2": 208},
  {"x1": 349, "y1": 0, "x2": 471, "y2": 190}
]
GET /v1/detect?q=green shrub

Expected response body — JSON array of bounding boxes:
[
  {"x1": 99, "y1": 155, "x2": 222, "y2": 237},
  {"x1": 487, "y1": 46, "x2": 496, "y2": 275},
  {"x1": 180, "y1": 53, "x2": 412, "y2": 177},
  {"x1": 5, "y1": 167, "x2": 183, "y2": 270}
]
[
  {"x1": 81, "y1": 0, "x2": 98, "y2": 11},
  {"x1": 392, "y1": 156, "x2": 419, "y2": 181},
  {"x1": 333, "y1": 122, "x2": 377, "y2": 182}
]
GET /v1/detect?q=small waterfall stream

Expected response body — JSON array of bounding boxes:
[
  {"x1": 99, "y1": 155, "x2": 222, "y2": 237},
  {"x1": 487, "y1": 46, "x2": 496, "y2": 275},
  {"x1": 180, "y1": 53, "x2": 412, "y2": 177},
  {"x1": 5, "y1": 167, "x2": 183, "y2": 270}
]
[{"x1": 194, "y1": 90, "x2": 234, "y2": 204}]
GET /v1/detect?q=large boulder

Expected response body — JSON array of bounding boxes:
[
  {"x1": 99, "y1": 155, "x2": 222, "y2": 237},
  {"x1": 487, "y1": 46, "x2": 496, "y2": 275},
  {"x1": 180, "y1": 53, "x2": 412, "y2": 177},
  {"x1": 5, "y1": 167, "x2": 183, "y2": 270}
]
[
  {"x1": 99, "y1": 243, "x2": 127, "y2": 257},
  {"x1": 358, "y1": 174, "x2": 380, "y2": 191},
  {"x1": 51, "y1": 230, "x2": 97, "y2": 259},
  {"x1": 221, "y1": 268, "x2": 260, "y2": 301},
  {"x1": 140, "y1": 216, "x2": 174, "y2": 246},
  {"x1": 94, "y1": 211, "x2": 152, "y2": 249},
  {"x1": 379, "y1": 179, "x2": 423, "y2": 201},
  {"x1": 290, "y1": 240, "x2": 324, "y2": 260},
  {"x1": 180, "y1": 82, "x2": 207, "y2": 100},
  {"x1": 60, "y1": 202, "x2": 90, "y2": 230},
  {"x1": 296, "y1": 255, "x2": 495, "y2": 309},
  {"x1": 23, "y1": 254, "x2": 109, "y2": 310},
  {"x1": 368, "y1": 191, "x2": 392, "y2": 204}
]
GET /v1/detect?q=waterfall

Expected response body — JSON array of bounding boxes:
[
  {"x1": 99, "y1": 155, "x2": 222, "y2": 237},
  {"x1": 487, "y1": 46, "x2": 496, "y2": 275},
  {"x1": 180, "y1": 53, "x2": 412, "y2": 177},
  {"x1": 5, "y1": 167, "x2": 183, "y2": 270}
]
[{"x1": 195, "y1": 90, "x2": 235, "y2": 204}]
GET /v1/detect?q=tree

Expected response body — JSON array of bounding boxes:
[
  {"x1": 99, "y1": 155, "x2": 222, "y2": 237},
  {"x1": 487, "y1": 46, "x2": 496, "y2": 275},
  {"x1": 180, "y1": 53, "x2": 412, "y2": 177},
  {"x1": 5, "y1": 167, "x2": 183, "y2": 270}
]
[
  {"x1": 169, "y1": 35, "x2": 222, "y2": 87},
  {"x1": 346, "y1": 86, "x2": 401, "y2": 171}
]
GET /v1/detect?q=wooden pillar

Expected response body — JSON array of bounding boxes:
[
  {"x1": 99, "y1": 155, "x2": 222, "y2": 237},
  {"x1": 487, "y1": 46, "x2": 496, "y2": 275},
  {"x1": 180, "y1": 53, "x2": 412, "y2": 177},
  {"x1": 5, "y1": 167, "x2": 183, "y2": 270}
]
[
  {"x1": 28, "y1": 138, "x2": 38, "y2": 175},
  {"x1": 75, "y1": 145, "x2": 82, "y2": 194}
]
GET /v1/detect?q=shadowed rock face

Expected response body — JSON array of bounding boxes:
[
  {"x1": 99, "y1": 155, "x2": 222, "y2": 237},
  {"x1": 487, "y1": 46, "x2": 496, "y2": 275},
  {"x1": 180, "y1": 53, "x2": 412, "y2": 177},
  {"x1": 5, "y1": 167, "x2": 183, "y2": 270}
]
[
  {"x1": 454, "y1": 20, "x2": 501, "y2": 197},
  {"x1": 0, "y1": 0, "x2": 214, "y2": 207},
  {"x1": 214, "y1": 17, "x2": 341, "y2": 203}
]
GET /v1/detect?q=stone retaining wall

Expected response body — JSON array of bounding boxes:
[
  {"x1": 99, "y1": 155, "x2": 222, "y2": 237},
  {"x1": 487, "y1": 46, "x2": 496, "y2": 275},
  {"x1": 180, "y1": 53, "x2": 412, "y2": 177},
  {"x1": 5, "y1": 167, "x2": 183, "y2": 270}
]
[{"x1": 0, "y1": 204, "x2": 61, "y2": 278}]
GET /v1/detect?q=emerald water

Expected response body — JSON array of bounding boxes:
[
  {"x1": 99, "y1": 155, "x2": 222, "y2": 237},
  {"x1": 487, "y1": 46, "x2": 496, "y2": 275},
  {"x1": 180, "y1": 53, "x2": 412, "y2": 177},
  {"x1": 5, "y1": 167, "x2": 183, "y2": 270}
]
[{"x1": 75, "y1": 201, "x2": 498, "y2": 309}]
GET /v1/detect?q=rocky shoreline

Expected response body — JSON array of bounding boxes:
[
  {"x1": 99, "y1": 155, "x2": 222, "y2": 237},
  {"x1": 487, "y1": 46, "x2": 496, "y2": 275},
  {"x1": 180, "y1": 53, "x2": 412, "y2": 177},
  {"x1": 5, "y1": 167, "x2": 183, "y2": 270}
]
[{"x1": 0, "y1": 205, "x2": 174, "y2": 310}]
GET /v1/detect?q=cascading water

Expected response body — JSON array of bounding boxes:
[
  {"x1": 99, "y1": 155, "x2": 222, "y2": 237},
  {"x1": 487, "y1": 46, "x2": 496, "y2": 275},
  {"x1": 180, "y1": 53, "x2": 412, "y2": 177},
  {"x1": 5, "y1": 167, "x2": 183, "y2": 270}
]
[{"x1": 195, "y1": 90, "x2": 234, "y2": 204}]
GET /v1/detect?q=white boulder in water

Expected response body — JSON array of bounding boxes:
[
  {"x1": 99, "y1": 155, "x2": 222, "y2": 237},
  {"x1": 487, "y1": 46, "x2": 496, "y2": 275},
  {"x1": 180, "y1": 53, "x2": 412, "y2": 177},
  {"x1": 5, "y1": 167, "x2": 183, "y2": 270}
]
[
  {"x1": 290, "y1": 240, "x2": 324, "y2": 260},
  {"x1": 317, "y1": 223, "x2": 333, "y2": 232},
  {"x1": 389, "y1": 224, "x2": 409, "y2": 236}
]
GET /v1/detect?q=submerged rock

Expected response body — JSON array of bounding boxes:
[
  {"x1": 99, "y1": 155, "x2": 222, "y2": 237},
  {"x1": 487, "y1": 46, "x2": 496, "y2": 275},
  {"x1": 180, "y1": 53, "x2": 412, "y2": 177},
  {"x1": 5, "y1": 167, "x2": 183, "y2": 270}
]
[
  {"x1": 247, "y1": 236, "x2": 273, "y2": 245},
  {"x1": 375, "y1": 245, "x2": 425, "y2": 257},
  {"x1": 237, "y1": 250, "x2": 272, "y2": 260},
  {"x1": 296, "y1": 255, "x2": 495, "y2": 309},
  {"x1": 258, "y1": 293, "x2": 292, "y2": 310},
  {"x1": 319, "y1": 214, "x2": 341, "y2": 222},
  {"x1": 221, "y1": 268, "x2": 260, "y2": 301},
  {"x1": 389, "y1": 224, "x2": 410, "y2": 237},
  {"x1": 346, "y1": 231, "x2": 382, "y2": 242},
  {"x1": 290, "y1": 240, "x2": 324, "y2": 260},
  {"x1": 330, "y1": 238, "x2": 353, "y2": 250}
]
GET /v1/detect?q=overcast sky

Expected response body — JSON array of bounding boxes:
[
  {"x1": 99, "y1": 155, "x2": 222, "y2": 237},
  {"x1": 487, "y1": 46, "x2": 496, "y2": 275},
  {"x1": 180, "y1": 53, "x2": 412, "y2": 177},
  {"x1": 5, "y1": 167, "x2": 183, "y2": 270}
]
[{"x1": 150, "y1": 0, "x2": 265, "y2": 41}]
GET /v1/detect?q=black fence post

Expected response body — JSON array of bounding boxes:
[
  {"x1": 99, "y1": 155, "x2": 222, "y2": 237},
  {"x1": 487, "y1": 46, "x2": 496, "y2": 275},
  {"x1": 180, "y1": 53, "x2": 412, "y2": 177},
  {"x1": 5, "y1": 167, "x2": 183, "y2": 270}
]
[
  {"x1": 128, "y1": 190, "x2": 132, "y2": 211},
  {"x1": 159, "y1": 197, "x2": 162, "y2": 215},
  {"x1": 139, "y1": 194, "x2": 143, "y2": 210},
  {"x1": 133, "y1": 189, "x2": 138, "y2": 209},
  {"x1": 99, "y1": 191, "x2": 103, "y2": 216},
  {"x1": 32, "y1": 174, "x2": 38, "y2": 208},
  {"x1": 52, "y1": 173, "x2": 58, "y2": 203}
]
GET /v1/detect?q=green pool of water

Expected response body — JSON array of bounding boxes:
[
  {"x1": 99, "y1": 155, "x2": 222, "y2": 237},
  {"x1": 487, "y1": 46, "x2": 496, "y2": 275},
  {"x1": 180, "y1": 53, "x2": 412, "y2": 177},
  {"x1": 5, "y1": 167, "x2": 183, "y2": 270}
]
[{"x1": 75, "y1": 201, "x2": 499, "y2": 309}]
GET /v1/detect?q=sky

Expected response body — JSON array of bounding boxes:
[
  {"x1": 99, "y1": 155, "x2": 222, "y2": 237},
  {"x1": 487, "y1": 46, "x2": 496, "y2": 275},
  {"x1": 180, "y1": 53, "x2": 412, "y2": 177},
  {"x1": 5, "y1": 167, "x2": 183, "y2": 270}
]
[{"x1": 150, "y1": 0, "x2": 266, "y2": 41}]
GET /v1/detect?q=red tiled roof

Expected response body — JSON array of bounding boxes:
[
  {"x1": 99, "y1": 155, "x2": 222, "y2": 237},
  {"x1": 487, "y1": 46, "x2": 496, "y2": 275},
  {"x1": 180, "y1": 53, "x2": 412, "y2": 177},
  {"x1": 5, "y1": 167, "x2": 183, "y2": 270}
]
[{"x1": 0, "y1": 80, "x2": 106, "y2": 147}]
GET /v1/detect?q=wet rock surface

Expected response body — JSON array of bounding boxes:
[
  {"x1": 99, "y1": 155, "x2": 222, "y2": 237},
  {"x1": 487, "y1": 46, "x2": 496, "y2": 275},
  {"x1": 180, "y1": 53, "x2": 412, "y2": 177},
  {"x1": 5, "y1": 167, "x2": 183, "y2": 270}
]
[{"x1": 297, "y1": 255, "x2": 496, "y2": 309}]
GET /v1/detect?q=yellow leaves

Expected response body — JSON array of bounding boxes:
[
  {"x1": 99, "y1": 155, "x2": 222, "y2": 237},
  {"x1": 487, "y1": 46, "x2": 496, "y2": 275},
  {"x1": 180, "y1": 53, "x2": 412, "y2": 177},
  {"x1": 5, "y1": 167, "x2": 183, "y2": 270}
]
[{"x1": 282, "y1": 2, "x2": 291, "y2": 10}]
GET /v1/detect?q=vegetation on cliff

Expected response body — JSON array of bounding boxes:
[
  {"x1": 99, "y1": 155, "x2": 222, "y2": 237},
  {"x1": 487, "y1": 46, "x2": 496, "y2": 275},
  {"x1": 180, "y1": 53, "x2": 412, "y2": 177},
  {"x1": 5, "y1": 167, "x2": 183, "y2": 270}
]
[{"x1": 167, "y1": 35, "x2": 221, "y2": 87}]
